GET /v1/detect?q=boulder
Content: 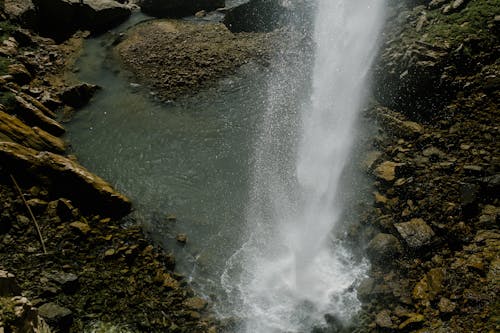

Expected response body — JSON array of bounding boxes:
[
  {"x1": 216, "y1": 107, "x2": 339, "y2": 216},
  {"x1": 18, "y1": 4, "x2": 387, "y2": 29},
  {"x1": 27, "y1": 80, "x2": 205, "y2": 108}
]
[
  {"x1": 139, "y1": 0, "x2": 225, "y2": 18},
  {"x1": 33, "y1": 0, "x2": 132, "y2": 42},
  {"x1": 412, "y1": 268, "x2": 446, "y2": 302},
  {"x1": 366, "y1": 233, "x2": 403, "y2": 261},
  {"x1": 0, "y1": 142, "x2": 132, "y2": 217},
  {"x1": 38, "y1": 302, "x2": 72, "y2": 332},
  {"x1": 7, "y1": 63, "x2": 32, "y2": 85},
  {"x1": 0, "y1": 110, "x2": 66, "y2": 153},
  {"x1": 59, "y1": 83, "x2": 100, "y2": 108},
  {"x1": 394, "y1": 218, "x2": 435, "y2": 250},
  {"x1": 4, "y1": 0, "x2": 38, "y2": 29},
  {"x1": 0, "y1": 271, "x2": 21, "y2": 296},
  {"x1": 223, "y1": 0, "x2": 288, "y2": 33}
]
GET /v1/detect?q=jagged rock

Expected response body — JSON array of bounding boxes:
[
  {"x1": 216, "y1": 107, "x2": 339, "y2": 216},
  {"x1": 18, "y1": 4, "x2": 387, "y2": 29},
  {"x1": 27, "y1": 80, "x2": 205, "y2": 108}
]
[
  {"x1": 59, "y1": 83, "x2": 100, "y2": 108},
  {"x1": 7, "y1": 63, "x2": 31, "y2": 85},
  {"x1": 33, "y1": 0, "x2": 132, "y2": 42},
  {"x1": 0, "y1": 37, "x2": 19, "y2": 57},
  {"x1": 0, "y1": 110, "x2": 66, "y2": 153},
  {"x1": 367, "y1": 233, "x2": 403, "y2": 261},
  {"x1": 176, "y1": 233, "x2": 187, "y2": 244},
  {"x1": 394, "y1": 218, "x2": 435, "y2": 250},
  {"x1": 69, "y1": 221, "x2": 91, "y2": 235},
  {"x1": 44, "y1": 272, "x2": 79, "y2": 294},
  {"x1": 0, "y1": 142, "x2": 132, "y2": 217},
  {"x1": 139, "y1": 0, "x2": 224, "y2": 18},
  {"x1": 373, "y1": 161, "x2": 405, "y2": 182},
  {"x1": 38, "y1": 302, "x2": 72, "y2": 332},
  {"x1": 9, "y1": 94, "x2": 65, "y2": 137},
  {"x1": 412, "y1": 268, "x2": 446, "y2": 302},
  {"x1": 0, "y1": 271, "x2": 21, "y2": 297},
  {"x1": 4, "y1": 0, "x2": 38, "y2": 29},
  {"x1": 373, "y1": 106, "x2": 424, "y2": 139},
  {"x1": 223, "y1": 0, "x2": 287, "y2": 33}
]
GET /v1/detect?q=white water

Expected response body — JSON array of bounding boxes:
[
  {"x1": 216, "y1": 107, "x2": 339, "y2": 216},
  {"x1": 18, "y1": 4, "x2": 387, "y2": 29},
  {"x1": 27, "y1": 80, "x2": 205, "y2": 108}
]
[{"x1": 221, "y1": 1, "x2": 387, "y2": 332}]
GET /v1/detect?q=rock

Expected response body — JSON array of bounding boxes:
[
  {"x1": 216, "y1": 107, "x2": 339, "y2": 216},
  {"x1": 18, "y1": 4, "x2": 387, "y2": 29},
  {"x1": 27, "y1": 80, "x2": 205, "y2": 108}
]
[
  {"x1": 412, "y1": 268, "x2": 446, "y2": 302},
  {"x1": 195, "y1": 10, "x2": 206, "y2": 18},
  {"x1": 9, "y1": 94, "x2": 65, "y2": 137},
  {"x1": 38, "y1": 302, "x2": 72, "y2": 332},
  {"x1": 375, "y1": 309, "x2": 393, "y2": 329},
  {"x1": 361, "y1": 150, "x2": 382, "y2": 172},
  {"x1": 223, "y1": 0, "x2": 288, "y2": 33},
  {"x1": 373, "y1": 106, "x2": 424, "y2": 139},
  {"x1": 33, "y1": 0, "x2": 132, "y2": 42},
  {"x1": 366, "y1": 233, "x2": 403, "y2": 261},
  {"x1": 45, "y1": 272, "x2": 79, "y2": 294},
  {"x1": 438, "y1": 297, "x2": 456, "y2": 313},
  {"x1": 0, "y1": 271, "x2": 21, "y2": 296},
  {"x1": 1, "y1": 296, "x2": 46, "y2": 333},
  {"x1": 59, "y1": 83, "x2": 100, "y2": 109},
  {"x1": 373, "y1": 161, "x2": 405, "y2": 182},
  {"x1": 356, "y1": 278, "x2": 375, "y2": 301},
  {"x1": 161, "y1": 273, "x2": 180, "y2": 290},
  {"x1": 394, "y1": 218, "x2": 435, "y2": 250},
  {"x1": 139, "y1": 0, "x2": 224, "y2": 18},
  {"x1": 4, "y1": 0, "x2": 38, "y2": 29},
  {"x1": 183, "y1": 297, "x2": 207, "y2": 311},
  {"x1": 0, "y1": 110, "x2": 66, "y2": 153},
  {"x1": 69, "y1": 221, "x2": 91, "y2": 235},
  {"x1": 176, "y1": 233, "x2": 187, "y2": 244},
  {"x1": 398, "y1": 313, "x2": 424, "y2": 330},
  {"x1": 7, "y1": 63, "x2": 31, "y2": 85},
  {"x1": 0, "y1": 142, "x2": 132, "y2": 217}
]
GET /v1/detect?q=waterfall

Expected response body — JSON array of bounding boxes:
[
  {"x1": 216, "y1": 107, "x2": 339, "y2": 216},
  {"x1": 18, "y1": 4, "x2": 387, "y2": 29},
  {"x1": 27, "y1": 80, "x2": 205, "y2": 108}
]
[{"x1": 221, "y1": 1, "x2": 387, "y2": 332}]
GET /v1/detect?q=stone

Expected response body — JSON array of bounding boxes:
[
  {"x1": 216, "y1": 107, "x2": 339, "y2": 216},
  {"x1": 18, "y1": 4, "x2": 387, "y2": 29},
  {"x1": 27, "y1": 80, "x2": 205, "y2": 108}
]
[
  {"x1": 374, "y1": 161, "x2": 404, "y2": 182},
  {"x1": 162, "y1": 274, "x2": 180, "y2": 290},
  {"x1": 38, "y1": 302, "x2": 72, "y2": 331},
  {"x1": 195, "y1": 10, "x2": 206, "y2": 18},
  {"x1": 4, "y1": 0, "x2": 38, "y2": 29},
  {"x1": 398, "y1": 313, "x2": 424, "y2": 330},
  {"x1": 394, "y1": 218, "x2": 435, "y2": 250},
  {"x1": 10, "y1": 94, "x2": 65, "y2": 137},
  {"x1": 373, "y1": 106, "x2": 424, "y2": 139},
  {"x1": 183, "y1": 297, "x2": 207, "y2": 311},
  {"x1": 438, "y1": 297, "x2": 456, "y2": 313},
  {"x1": 375, "y1": 309, "x2": 393, "y2": 329},
  {"x1": 0, "y1": 142, "x2": 132, "y2": 217},
  {"x1": 45, "y1": 272, "x2": 79, "y2": 294},
  {"x1": 59, "y1": 83, "x2": 100, "y2": 108},
  {"x1": 223, "y1": 0, "x2": 288, "y2": 33},
  {"x1": 361, "y1": 151, "x2": 382, "y2": 172},
  {"x1": 7, "y1": 63, "x2": 31, "y2": 85},
  {"x1": 413, "y1": 268, "x2": 446, "y2": 302},
  {"x1": 0, "y1": 271, "x2": 21, "y2": 297},
  {"x1": 176, "y1": 233, "x2": 187, "y2": 244},
  {"x1": 366, "y1": 233, "x2": 402, "y2": 261},
  {"x1": 0, "y1": 110, "x2": 66, "y2": 153},
  {"x1": 139, "y1": 0, "x2": 224, "y2": 18},
  {"x1": 33, "y1": 0, "x2": 132, "y2": 42},
  {"x1": 69, "y1": 221, "x2": 91, "y2": 235}
]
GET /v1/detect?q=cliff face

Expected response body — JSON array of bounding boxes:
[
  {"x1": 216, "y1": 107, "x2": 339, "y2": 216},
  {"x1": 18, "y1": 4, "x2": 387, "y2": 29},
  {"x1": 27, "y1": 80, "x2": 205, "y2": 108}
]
[{"x1": 354, "y1": 0, "x2": 499, "y2": 331}]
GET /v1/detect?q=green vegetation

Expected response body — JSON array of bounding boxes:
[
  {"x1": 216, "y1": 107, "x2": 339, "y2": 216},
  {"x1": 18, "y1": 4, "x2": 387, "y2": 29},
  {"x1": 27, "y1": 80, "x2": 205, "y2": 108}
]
[
  {"x1": 0, "y1": 21, "x2": 16, "y2": 42},
  {"x1": 0, "y1": 297, "x2": 17, "y2": 331},
  {"x1": 0, "y1": 91, "x2": 16, "y2": 111}
]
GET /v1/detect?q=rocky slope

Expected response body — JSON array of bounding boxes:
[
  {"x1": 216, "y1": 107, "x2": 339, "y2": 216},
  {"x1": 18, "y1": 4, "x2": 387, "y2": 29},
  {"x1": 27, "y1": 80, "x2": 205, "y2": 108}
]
[{"x1": 352, "y1": 0, "x2": 499, "y2": 331}]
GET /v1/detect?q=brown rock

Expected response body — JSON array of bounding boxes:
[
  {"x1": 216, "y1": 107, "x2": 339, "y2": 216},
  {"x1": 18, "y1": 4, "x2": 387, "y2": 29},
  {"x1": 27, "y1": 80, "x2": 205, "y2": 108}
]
[
  {"x1": 7, "y1": 63, "x2": 31, "y2": 85},
  {"x1": 69, "y1": 221, "x2": 91, "y2": 235},
  {"x1": 0, "y1": 142, "x2": 131, "y2": 217},
  {"x1": 413, "y1": 268, "x2": 446, "y2": 302},
  {"x1": 0, "y1": 110, "x2": 66, "y2": 153},
  {"x1": 438, "y1": 297, "x2": 456, "y2": 313},
  {"x1": 183, "y1": 297, "x2": 207, "y2": 311},
  {"x1": 374, "y1": 161, "x2": 404, "y2": 182},
  {"x1": 0, "y1": 270, "x2": 21, "y2": 296},
  {"x1": 394, "y1": 218, "x2": 435, "y2": 250},
  {"x1": 366, "y1": 233, "x2": 402, "y2": 261},
  {"x1": 373, "y1": 106, "x2": 423, "y2": 139},
  {"x1": 375, "y1": 309, "x2": 393, "y2": 329}
]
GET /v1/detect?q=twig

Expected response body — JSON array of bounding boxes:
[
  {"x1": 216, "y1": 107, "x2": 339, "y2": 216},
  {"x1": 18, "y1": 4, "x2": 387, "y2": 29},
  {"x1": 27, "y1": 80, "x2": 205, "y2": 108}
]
[{"x1": 10, "y1": 174, "x2": 47, "y2": 254}]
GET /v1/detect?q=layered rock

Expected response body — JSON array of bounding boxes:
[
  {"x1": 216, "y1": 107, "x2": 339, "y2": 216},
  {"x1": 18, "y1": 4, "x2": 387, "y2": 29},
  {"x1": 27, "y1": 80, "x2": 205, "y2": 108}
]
[
  {"x1": 139, "y1": 0, "x2": 225, "y2": 18},
  {"x1": 0, "y1": 142, "x2": 131, "y2": 217}
]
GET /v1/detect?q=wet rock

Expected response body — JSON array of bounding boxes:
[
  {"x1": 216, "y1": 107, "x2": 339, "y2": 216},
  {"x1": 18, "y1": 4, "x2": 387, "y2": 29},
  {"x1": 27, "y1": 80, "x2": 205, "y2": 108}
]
[
  {"x1": 33, "y1": 0, "x2": 132, "y2": 42},
  {"x1": 356, "y1": 277, "x2": 375, "y2": 301},
  {"x1": 459, "y1": 182, "x2": 480, "y2": 216},
  {"x1": 69, "y1": 221, "x2": 91, "y2": 235},
  {"x1": 438, "y1": 297, "x2": 456, "y2": 313},
  {"x1": 373, "y1": 106, "x2": 424, "y2": 139},
  {"x1": 7, "y1": 63, "x2": 31, "y2": 85},
  {"x1": 223, "y1": 0, "x2": 288, "y2": 33},
  {"x1": 394, "y1": 218, "x2": 435, "y2": 250},
  {"x1": 0, "y1": 271, "x2": 21, "y2": 296},
  {"x1": 0, "y1": 110, "x2": 66, "y2": 153},
  {"x1": 375, "y1": 309, "x2": 394, "y2": 329},
  {"x1": 176, "y1": 233, "x2": 187, "y2": 244},
  {"x1": 46, "y1": 272, "x2": 79, "y2": 294},
  {"x1": 373, "y1": 161, "x2": 405, "y2": 182},
  {"x1": 139, "y1": 0, "x2": 224, "y2": 18},
  {"x1": 183, "y1": 297, "x2": 207, "y2": 311},
  {"x1": 0, "y1": 142, "x2": 132, "y2": 217},
  {"x1": 59, "y1": 83, "x2": 100, "y2": 109},
  {"x1": 0, "y1": 296, "x2": 46, "y2": 333},
  {"x1": 38, "y1": 302, "x2": 72, "y2": 332},
  {"x1": 366, "y1": 233, "x2": 403, "y2": 261}
]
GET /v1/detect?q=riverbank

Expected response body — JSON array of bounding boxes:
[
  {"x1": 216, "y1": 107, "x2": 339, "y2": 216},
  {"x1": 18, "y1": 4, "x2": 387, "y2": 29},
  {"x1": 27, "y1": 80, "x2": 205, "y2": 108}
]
[{"x1": 0, "y1": 6, "x2": 217, "y2": 333}]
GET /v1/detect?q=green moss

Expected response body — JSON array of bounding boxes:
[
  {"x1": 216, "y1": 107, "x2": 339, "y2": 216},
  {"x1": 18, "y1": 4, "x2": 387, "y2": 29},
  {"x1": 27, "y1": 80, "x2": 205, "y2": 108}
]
[
  {"x1": 0, "y1": 21, "x2": 16, "y2": 42},
  {"x1": 418, "y1": 0, "x2": 499, "y2": 50},
  {"x1": 0, "y1": 297, "x2": 17, "y2": 330},
  {"x1": 0, "y1": 91, "x2": 16, "y2": 111}
]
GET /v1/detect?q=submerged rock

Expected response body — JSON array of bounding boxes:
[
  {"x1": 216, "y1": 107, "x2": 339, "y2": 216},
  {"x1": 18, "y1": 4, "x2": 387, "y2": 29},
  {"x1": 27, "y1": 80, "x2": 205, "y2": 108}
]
[{"x1": 0, "y1": 142, "x2": 131, "y2": 217}]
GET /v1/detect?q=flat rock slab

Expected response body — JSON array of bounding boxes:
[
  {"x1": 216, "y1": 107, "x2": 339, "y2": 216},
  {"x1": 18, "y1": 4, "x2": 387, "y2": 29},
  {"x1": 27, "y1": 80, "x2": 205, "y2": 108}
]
[{"x1": 0, "y1": 142, "x2": 131, "y2": 217}]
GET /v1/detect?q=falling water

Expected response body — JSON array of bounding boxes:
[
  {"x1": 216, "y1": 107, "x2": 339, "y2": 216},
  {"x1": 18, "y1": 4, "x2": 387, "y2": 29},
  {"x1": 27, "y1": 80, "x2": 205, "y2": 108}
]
[{"x1": 221, "y1": 1, "x2": 387, "y2": 332}]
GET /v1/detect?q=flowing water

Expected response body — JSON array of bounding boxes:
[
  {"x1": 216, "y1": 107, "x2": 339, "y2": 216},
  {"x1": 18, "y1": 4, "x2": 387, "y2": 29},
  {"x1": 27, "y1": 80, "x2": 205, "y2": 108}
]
[{"x1": 67, "y1": 1, "x2": 386, "y2": 332}]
